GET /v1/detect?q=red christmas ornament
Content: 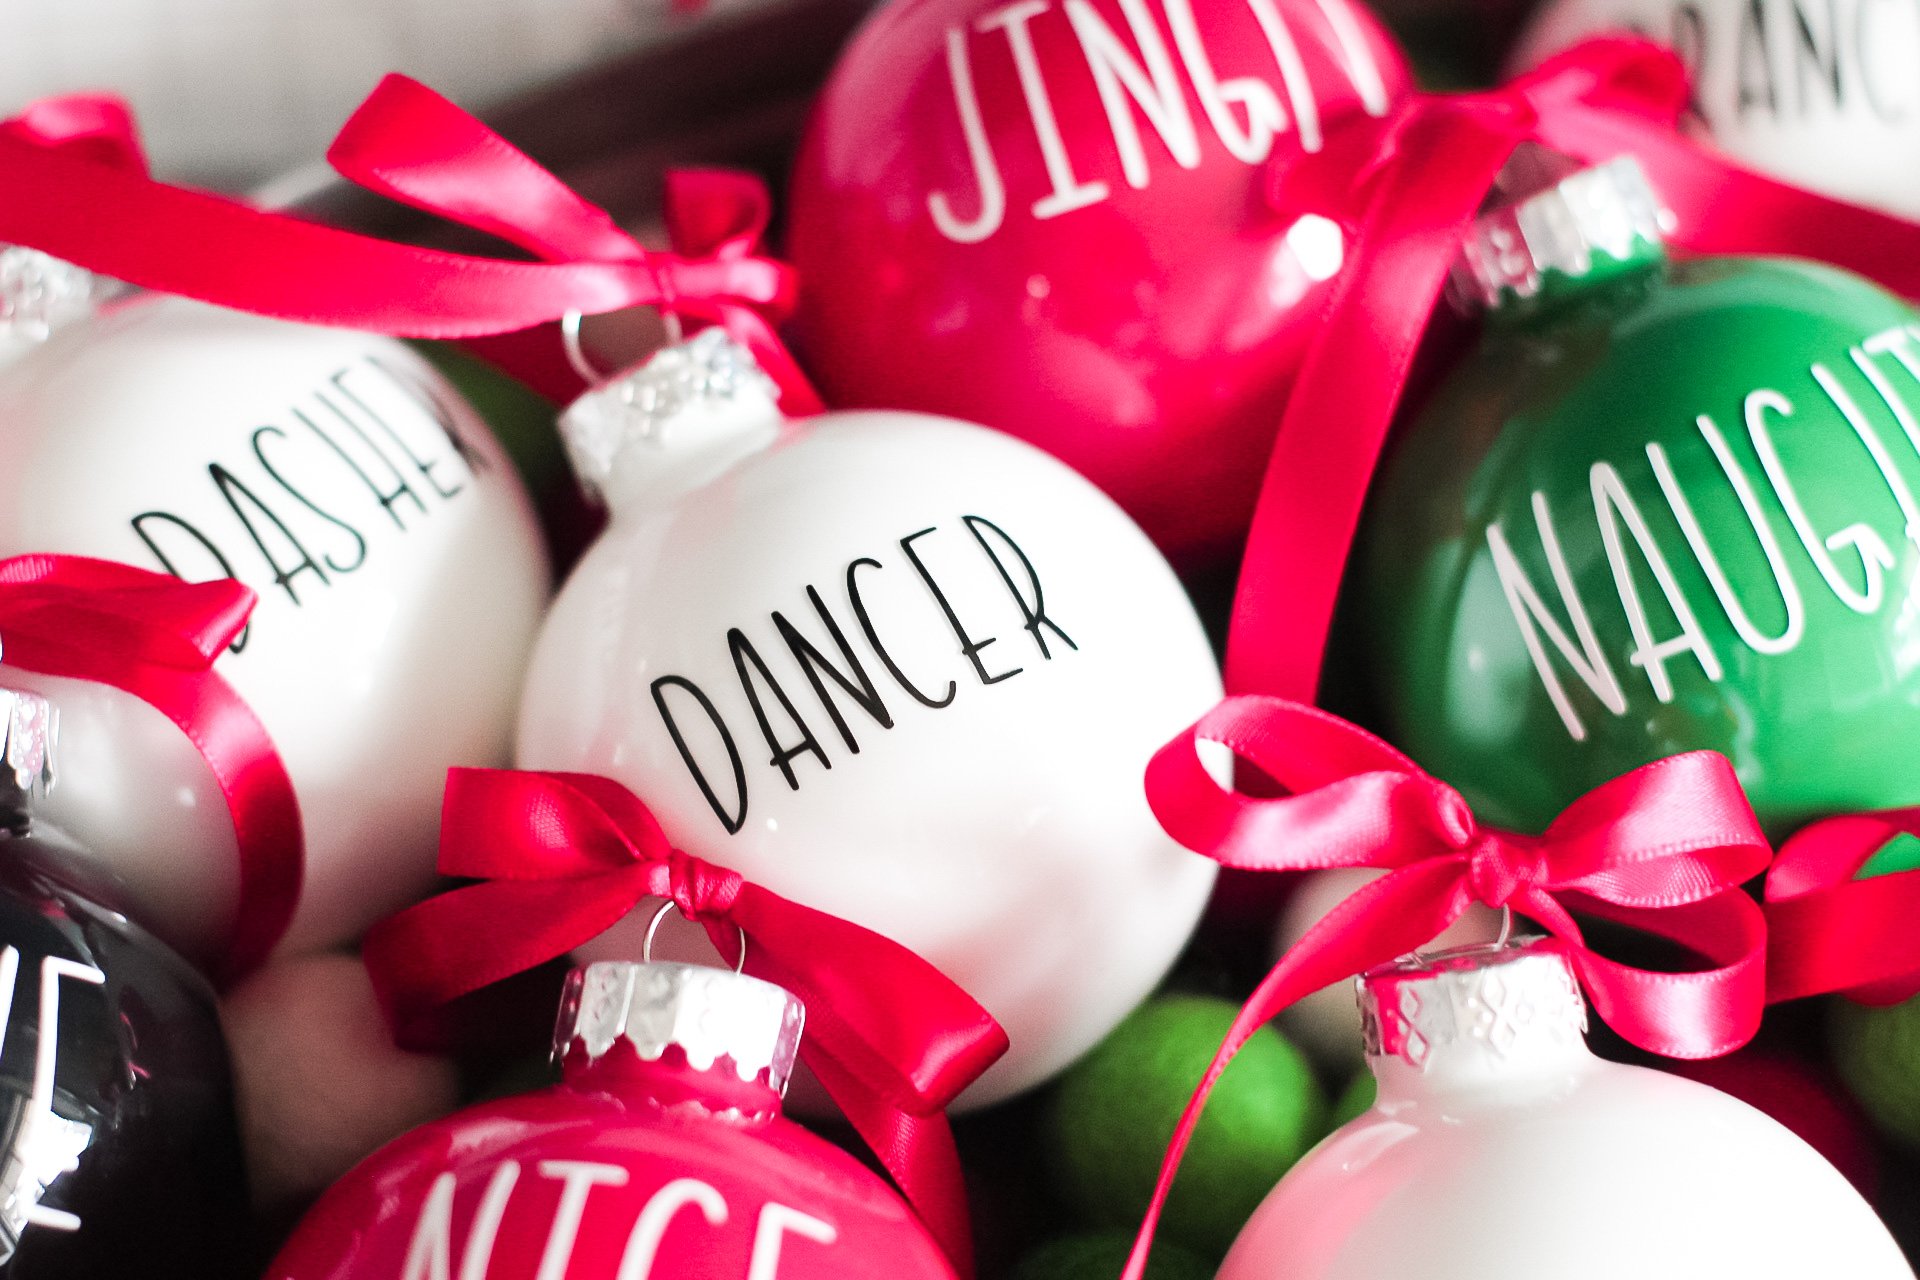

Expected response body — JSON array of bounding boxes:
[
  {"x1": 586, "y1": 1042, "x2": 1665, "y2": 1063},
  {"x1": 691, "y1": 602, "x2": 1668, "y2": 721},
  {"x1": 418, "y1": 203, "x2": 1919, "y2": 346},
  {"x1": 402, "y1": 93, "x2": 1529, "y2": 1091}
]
[
  {"x1": 267, "y1": 960, "x2": 959, "y2": 1280},
  {"x1": 785, "y1": 0, "x2": 1412, "y2": 563}
]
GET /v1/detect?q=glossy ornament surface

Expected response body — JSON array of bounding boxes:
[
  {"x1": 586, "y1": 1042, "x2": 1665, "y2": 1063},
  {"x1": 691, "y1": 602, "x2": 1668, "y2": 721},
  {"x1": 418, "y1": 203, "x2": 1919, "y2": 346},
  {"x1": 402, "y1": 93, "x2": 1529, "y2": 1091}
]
[
  {"x1": 1361, "y1": 239, "x2": 1920, "y2": 834},
  {"x1": 786, "y1": 0, "x2": 1411, "y2": 563},
  {"x1": 518, "y1": 333, "x2": 1221, "y2": 1107},
  {"x1": 0, "y1": 294, "x2": 549, "y2": 962},
  {"x1": 0, "y1": 689, "x2": 248, "y2": 1278},
  {"x1": 268, "y1": 960, "x2": 958, "y2": 1280},
  {"x1": 1218, "y1": 942, "x2": 1914, "y2": 1280},
  {"x1": 1514, "y1": 0, "x2": 1920, "y2": 218}
]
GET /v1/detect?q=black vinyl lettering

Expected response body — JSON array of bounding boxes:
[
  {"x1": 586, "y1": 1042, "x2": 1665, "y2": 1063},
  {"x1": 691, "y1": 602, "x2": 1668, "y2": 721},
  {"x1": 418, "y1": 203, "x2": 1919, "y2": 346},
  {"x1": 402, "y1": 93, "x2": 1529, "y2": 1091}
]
[
  {"x1": 131, "y1": 511, "x2": 251, "y2": 653},
  {"x1": 773, "y1": 586, "x2": 894, "y2": 754},
  {"x1": 333, "y1": 365, "x2": 465, "y2": 501},
  {"x1": 963, "y1": 515, "x2": 1077, "y2": 660},
  {"x1": 847, "y1": 557, "x2": 957, "y2": 708},
  {"x1": 208, "y1": 463, "x2": 328, "y2": 605},
  {"x1": 368, "y1": 352, "x2": 491, "y2": 476},
  {"x1": 1737, "y1": 0, "x2": 1779, "y2": 117},
  {"x1": 252, "y1": 426, "x2": 369, "y2": 575},
  {"x1": 312, "y1": 390, "x2": 427, "y2": 528},
  {"x1": 650, "y1": 675, "x2": 748, "y2": 835},
  {"x1": 729, "y1": 628, "x2": 830, "y2": 789},
  {"x1": 1789, "y1": 0, "x2": 1842, "y2": 113},
  {"x1": 900, "y1": 526, "x2": 1021, "y2": 685}
]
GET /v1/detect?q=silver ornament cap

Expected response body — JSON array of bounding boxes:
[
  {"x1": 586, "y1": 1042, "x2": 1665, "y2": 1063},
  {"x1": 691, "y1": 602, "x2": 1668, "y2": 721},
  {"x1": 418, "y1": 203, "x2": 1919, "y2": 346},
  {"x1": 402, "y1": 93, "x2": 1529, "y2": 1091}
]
[
  {"x1": 557, "y1": 328, "x2": 784, "y2": 505},
  {"x1": 0, "y1": 685, "x2": 56, "y2": 807},
  {"x1": 0, "y1": 246, "x2": 104, "y2": 361},
  {"x1": 1451, "y1": 157, "x2": 1674, "y2": 313},
  {"x1": 1358, "y1": 938, "x2": 1588, "y2": 1078},
  {"x1": 554, "y1": 960, "x2": 806, "y2": 1095}
]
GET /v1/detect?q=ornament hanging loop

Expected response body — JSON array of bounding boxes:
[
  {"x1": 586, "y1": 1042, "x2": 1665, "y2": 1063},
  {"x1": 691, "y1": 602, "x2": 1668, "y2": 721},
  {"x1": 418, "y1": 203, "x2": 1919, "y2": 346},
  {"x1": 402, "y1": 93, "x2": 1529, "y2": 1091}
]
[
  {"x1": 1407, "y1": 905, "x2": 1516, "y2": 967},
  {"x1": 644, "y1": 898, "x2": 747, "y2": 975}
]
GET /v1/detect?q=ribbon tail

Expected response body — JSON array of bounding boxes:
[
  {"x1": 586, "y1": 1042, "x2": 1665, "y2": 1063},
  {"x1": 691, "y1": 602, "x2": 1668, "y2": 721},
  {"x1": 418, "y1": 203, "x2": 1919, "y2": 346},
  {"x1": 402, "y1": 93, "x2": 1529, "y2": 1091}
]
[
  {"x1": 1224, "y1": 109, "x2": 1524, "y2": 699},
  {"x1": 1120, "y1": 863, "x2": 1467, "y2": 1280},
  {"x1": 1766, "y1": 879, "x2": 1920, "y2": 1005},
  {"x1": 812, "y1": 1056, "x2": 977, "y2": 1279}
]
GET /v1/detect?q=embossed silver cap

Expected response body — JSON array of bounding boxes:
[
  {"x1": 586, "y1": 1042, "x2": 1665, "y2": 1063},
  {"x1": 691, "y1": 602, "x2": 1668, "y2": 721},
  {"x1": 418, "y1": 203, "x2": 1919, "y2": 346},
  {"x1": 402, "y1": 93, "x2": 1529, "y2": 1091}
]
[
  {"x1": 0, "y1": 685, "x2": 56, "y2": 807},
  {"x1": 1359, "y1": 939, "x2": 1587, "y2": 1075},
  {"x1": 1451, "y1": 157, "x2": 1674, "y2": 313},
  {"x1": 554, "y1": 961, "x2": 805, "y2": 1094},
  {"x1": 557, "y1": 328, "x2": 783, "y2": 503},
  {"x1": 0, "y1": 246, "x2": 105, "y2": 361}
]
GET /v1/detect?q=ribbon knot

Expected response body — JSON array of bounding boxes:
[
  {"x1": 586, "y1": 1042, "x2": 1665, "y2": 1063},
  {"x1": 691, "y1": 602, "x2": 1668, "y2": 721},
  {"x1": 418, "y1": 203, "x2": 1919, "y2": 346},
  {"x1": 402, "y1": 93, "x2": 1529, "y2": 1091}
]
[
  {"x1": 364, "y1": 767, "x2": 1005, "y2": 1277},
  {"x1": 662, "y1": 847, "x2": 744, "y2": 926},
  {"x1": 0, "y1": 554, "x2": 303, "y2": 980},
  {"x1": 1466, "y1": 831, "x2": 1542, "y2": 910}
]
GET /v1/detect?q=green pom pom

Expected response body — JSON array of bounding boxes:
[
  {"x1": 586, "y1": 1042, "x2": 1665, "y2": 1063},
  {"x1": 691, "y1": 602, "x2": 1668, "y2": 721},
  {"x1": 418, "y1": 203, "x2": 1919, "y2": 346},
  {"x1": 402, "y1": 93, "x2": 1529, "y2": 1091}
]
[
  {"x1": 1045, "y1": 995, "x2": 1326, "y2": 1257},
  {"x1": 1832, "y1": 994, "x2": 1920, "y2": 1145},
  {"x1": 1008, "y1": 1231, "x2": 1212, "y2": 1280},
  {"x1": 1328, "y1": 1071, "x2": 1376, "y2": 1130}
]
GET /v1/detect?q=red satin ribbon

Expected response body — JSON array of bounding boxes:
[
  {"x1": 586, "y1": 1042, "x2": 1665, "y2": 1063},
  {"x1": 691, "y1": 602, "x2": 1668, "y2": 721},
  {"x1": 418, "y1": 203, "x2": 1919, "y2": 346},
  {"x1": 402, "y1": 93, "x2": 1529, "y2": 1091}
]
[
  {"x1": 1227, "y1": 36, "x2": 1920, "y2": 700},
  {"x1": 0, "y1": 555, "x2": 303, "y2": 981},
  {"x1": 363, "y1": 767, "x2": 1007, "y2": 1279},
  {"x1": 1119, "y1": 696, "x2": 1770, "y2": 1280},
  {"x1": 0, "y1": 79, "x2": 816, "y2": 409},
  {"x1": 0, "y1": 94, "x2": 146, "y2": 174},
  {"x1": 1764, "y1": 810, "x2": 1920, "y2": 1006}
]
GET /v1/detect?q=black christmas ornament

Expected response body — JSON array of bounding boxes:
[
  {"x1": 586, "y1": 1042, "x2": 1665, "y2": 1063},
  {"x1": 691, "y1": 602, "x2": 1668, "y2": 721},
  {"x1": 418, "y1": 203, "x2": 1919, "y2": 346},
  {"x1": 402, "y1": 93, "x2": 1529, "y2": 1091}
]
[{"x1": 0, "y1": 682, "x2": 248, "y2": 1277}]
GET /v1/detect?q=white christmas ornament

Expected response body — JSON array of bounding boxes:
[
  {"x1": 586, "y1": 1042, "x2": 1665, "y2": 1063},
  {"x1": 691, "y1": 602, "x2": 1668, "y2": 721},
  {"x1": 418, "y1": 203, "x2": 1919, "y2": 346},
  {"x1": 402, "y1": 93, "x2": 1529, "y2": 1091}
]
[
  {"x1": 1514, "y1": 0, "x2": 1920, "y2": 217},
  {"x1": 0, "y1": 295, "x2": 549, "y2": 963},
  {"x1": 516, "y1": 331, "x2": 1223, "y2": 1108},
  {"x1": 1220, "y1": 941, "x2": 1914, "y2": 1280},
  {"x1": 1272, "y1": 868, "x2": 1501, "y2": 1073}
]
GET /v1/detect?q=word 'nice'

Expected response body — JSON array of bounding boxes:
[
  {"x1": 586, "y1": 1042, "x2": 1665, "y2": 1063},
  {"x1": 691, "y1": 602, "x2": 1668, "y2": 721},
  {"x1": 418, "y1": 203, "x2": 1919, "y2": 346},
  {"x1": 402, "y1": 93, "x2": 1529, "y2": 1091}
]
[
  {"x1": 927, "y1": 0, "x2": 1393, "y2": 243},
  {"x1": 1493, "y1": 323, "x2": 1920, "y2": 741}
]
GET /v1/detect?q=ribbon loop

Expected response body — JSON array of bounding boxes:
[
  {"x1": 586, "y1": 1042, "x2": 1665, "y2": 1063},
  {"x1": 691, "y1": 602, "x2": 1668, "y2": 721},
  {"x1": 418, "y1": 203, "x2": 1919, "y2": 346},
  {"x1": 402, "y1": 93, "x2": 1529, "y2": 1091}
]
[
  {"x1": 1764, "y1": 809, "x2": 1920, "y2": 1006},
  {"x1": 0, "y1": 555, "x2": 303, "y2": 980},
  {"x1": 364, "y1": 767, "x2": 1005, "y2": 1277}
]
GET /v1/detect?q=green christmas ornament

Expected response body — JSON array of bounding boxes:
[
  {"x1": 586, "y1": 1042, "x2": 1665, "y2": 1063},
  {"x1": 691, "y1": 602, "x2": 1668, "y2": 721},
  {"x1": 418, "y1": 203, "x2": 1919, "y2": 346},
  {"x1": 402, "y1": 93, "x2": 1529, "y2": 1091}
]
[
  {"x1": 1045, "y1": 995, "x2": 1324, "y2": 1257},
  {"x1": 1008, "y1": 1231, "x2": 1214, "y2": 1280},
  {"x1": 1359, "y1": 158, "x2": 1920, "y2": 836},
  {"x1": 1832, "y1": 994, "x2": 1920, "y2": 1147}
]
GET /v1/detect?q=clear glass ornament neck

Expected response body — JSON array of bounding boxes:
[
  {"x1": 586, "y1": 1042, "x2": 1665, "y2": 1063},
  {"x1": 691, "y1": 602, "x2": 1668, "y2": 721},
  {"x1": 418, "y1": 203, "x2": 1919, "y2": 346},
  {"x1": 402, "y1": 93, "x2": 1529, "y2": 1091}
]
[
  {"x1": 0, "y1": 685, "x2": 57, "y2": 835},
  {"x1": 1359, "y1": 939, "x2": 1593, "y2": 1100},
  {"x1": 0, "y1": 246, "x2": 102, "y2": 364}
]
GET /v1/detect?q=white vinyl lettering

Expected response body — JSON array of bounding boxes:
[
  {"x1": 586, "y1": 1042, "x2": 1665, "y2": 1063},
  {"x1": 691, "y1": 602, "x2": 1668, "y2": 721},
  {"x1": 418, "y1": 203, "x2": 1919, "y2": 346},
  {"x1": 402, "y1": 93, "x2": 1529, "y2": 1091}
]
[
  {"x1": 1161, "y1": 0, "x2": 1285, "y2": 161},
  {"x1": 0, "y1": 952, "x2": 105, "y2": 1236},
  {"x1": 1240, "y1": 0, "x2": 1323, "y2": 150},
  {"x1": 975, "y1": 0, "x2": 1113, "y2": 218},
  {"x1": 400, "y1": 1163, "x2": 521, "y2": 1280},
  {"x1": 616, "y1": 1179, "x2": 729, "y2": 1280},
  {"x1": 1814, "y1": 358, "x2": 1920, "y2": 550},
  {"x1": 929, "y1": 27, "x2": 1010, "y2": 243},
  {"x1": 1591, "y1": 461, "x2": 1723, "y2": 700},
  {"x1": 1064, "y1": 0, "x2": 1203, "y2": 188},
  {"x1": 534, "y1": 1161, "x2": 630, "y2": 1280},
  {"x1": 1650, "y1": 421, "x2": 1805, "y2": 656},
  {"x1": 1487, "y1": 491, "x2": 1629, "y2": 740},
  {"x1": 1306, "y1": 0, "x2": 1392, "y2": 114},
  {"x1": 1745, "y1": 388, "x2": 1893, "y2": 614},
  {"x1": 747, "y1": 1203, "x2": 840, "y2": 1280}
]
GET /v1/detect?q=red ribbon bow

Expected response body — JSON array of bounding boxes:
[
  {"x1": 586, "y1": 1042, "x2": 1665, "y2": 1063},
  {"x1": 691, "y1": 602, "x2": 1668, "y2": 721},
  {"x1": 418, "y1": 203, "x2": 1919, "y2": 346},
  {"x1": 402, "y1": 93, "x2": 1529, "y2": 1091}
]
[
  {"x1": 1764, "y1": 810, "x2": 1920, "y2": 1006},
  {"x1": 1118, "y1": 695, "x2": 1770, "y2": 1280},
  {"x1": 0, "y1": 555, "x2": 303, "y2": 980},
  {"x1": 0, "y1": 80, "x2": 816, "y2": 409},
  {"x1": 1231, "y1": 36, "x2": 1920, "y2": 704},
  {"x1": 363, "y1": 768, "x2": 1008, "y2": 1279}
]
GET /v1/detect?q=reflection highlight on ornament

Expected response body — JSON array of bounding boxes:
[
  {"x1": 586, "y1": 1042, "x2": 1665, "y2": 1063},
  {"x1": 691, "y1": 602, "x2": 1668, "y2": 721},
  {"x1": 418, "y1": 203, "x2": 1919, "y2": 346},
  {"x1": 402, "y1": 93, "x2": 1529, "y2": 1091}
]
[{"x1": 1268, "y1": 216, "x2": 1345, "y2": 311}]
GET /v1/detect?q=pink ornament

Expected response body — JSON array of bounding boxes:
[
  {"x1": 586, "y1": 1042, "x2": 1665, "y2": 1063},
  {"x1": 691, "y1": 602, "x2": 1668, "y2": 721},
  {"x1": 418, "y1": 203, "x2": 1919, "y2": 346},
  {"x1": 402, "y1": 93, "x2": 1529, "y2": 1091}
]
[
  {"x1": 267, "y1": 962, "x2": 957, "y2": 1280},
  {"x1": 785, "y1": 0, "x2": 1412, "y2": 564}
]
